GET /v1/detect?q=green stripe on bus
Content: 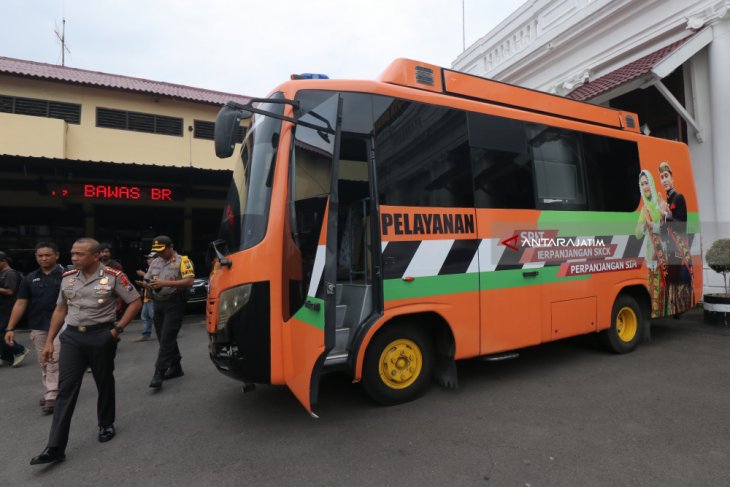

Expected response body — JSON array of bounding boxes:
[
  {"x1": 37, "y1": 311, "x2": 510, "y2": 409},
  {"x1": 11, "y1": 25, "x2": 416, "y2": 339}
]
[
  {"x1": 538, "y1": 211, "x2": 638, "y2": 235},
  {"x1": 537, "y1": 210, "x2": 701, "y2": 236},
  {"x1": 687, "y1": 212, "x2": 700, "y2": 233},
  {"x1": 384, "y1": 267, "x2": 588, "y2": 301},
  {"x1": 292, "y1": 297, "x2": 325, "y2": 330},
  {"x1": 480, "y1": 266, "x2": 588, "y2": 290},
  {"x1": 384, "y1": 273, "x2": 478, "y2": 301}
]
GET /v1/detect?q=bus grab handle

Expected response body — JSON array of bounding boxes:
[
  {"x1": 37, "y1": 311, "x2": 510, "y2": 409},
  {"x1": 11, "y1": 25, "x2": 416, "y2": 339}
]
[{"x1": 304, "y1": 300, "x2": 321, "y2": 312}]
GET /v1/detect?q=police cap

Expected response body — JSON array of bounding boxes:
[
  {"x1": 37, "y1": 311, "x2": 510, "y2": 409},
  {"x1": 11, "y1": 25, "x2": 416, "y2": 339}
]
[{"x1": 150, "y1": 236, "x2": 173, "y2": 252}]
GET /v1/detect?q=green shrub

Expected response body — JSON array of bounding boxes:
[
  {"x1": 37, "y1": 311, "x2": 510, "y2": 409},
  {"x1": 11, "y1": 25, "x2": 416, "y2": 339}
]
[{"x1": 706, "y1": 238, "x2": 730, "y2": 294}]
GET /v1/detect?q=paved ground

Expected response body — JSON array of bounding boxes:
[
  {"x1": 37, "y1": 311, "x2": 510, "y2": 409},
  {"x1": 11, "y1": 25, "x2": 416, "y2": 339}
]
[{"x1": 2, "y1": 309, "x2": 729, "y2": 486}]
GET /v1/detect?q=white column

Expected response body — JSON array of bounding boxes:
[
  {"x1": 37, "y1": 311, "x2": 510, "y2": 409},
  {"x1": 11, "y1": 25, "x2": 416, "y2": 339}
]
[{"x1": 709, "y1": 17, "x2": 730, "y2": 231}]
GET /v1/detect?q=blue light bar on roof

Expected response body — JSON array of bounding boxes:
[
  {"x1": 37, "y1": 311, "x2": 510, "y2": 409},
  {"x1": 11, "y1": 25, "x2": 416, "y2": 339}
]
[{"x1": 290, "y1": 73, "x2": 330, "y2": 80}]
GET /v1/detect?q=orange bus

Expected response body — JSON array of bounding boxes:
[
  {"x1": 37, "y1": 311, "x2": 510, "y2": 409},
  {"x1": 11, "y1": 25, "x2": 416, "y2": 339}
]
[{"x1": 208, "y1": 59, "x2": 701, "y2": 415}]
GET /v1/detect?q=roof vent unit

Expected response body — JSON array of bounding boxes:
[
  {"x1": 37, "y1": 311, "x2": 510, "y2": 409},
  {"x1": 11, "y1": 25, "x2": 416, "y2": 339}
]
[
  {"x1": 377, "y1": 59, "x2": 443, "y2": 93},
  {"x1": 414, "y1": 66, "x2": 434, "y2": 86}
]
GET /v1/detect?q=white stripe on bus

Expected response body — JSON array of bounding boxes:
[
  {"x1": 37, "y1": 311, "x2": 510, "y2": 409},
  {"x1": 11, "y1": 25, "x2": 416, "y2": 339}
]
[
  {"x1": 307, "y1": 245, "x2": 326, "y2": 297},
  {"x1": 403, "y1": 239, "x2": 454, "y2": 278}
]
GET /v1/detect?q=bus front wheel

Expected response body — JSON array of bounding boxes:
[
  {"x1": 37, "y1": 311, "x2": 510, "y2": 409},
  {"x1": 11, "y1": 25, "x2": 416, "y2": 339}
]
[
  {"x1": 362, "y1": 324, "x2": 434, "y2": 406},
  {"x1": 601, "y1": 294, "x2": 642, "y2": 354}
]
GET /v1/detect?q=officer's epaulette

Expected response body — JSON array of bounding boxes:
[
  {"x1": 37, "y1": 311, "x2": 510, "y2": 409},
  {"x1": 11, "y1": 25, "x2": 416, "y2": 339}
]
[
  {"x1": 62, "y1": 269, "x2": 78, "y2": 277},
  {"x1": 103, "y1": 267, "x2": 122, "y2": 277}
]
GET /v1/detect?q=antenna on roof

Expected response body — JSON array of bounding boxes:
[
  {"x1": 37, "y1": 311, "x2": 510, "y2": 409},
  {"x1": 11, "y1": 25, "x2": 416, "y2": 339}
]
[
  {"x1": 462, "y1": 0, "x2": 466, "y2": 51},
  {"x1": 54, "y1": 18, "x2": 71, "y2": 66}
]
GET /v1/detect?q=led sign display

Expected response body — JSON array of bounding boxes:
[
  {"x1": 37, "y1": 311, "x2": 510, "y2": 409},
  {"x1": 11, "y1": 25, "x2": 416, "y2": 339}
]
[{"x1": 49, "y1": 183, "x2": 175, "y2": 201}]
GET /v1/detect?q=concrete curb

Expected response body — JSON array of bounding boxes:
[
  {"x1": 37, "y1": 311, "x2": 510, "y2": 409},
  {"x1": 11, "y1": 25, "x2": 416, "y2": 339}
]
[{"x1": 651, "y1": 307, "x2": 730, "y2": 337}]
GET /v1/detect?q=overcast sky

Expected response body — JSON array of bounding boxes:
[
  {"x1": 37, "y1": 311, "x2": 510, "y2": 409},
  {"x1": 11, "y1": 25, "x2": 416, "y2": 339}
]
[{"x1": 2, "y1": 0, "x2": 525, "y2": 97}]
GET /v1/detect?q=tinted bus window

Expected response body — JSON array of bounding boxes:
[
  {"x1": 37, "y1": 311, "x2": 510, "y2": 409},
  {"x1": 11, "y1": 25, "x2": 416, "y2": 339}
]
[
  {"x1": 374, "y1": 100, "x2": 473, "y2": 208},
  {"x1": 527, "y1": 123, "x2": 587, "y2": 210},
  {"x1": 468, "y1": 113, "x2": 535, "y2": 209},
  {"x1": 583, "y1": 133, "x2": 641, "y2": 211}
]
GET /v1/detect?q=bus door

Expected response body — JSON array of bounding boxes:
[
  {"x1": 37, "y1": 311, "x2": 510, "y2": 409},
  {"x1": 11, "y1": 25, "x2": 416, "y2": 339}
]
[
  {"x1": 284, "y1": 94, "x2": 342, "y2": 415},
  {"x1": 477, "y1": 211, "x2": 544, "y2": 355}
]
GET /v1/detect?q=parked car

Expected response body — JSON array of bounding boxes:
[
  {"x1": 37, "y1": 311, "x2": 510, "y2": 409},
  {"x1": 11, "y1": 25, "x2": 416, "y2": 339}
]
[{"x1": 186, "y1": 277, "x2": 208, "y2": 312}]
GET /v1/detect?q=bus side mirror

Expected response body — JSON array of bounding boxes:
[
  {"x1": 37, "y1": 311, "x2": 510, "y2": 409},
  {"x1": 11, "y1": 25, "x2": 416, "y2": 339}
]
[{"x1": 215, "y1": 102, "x2": 251, "y2": 158}]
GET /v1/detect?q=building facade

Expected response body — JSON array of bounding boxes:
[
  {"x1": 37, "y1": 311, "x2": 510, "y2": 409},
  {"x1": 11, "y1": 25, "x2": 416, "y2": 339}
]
[
  {"x1": 453, "y1": 0, "x2": 730, "y2": 292},
  {"x1": 0, "y1": 57, "x2": 249, "y2": 273}
]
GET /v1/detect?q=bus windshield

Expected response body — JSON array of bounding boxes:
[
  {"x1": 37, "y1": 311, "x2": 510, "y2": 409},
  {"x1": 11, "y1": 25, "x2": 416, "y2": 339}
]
[{"x1": 218, "y1": 95, "x2": 285, "y2": 253}]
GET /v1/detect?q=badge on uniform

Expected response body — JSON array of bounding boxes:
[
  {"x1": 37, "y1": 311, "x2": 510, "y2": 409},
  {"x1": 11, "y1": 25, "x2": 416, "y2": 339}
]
[
  {"x1": 100, "y1": 277, "x2": 109, "y2": 285},
  {"x1": 119, "y1": 274, "x2": 134, "y2": 292},
  {"x1": 94, "y1": 284, "x2": 112, "y2": 295}
]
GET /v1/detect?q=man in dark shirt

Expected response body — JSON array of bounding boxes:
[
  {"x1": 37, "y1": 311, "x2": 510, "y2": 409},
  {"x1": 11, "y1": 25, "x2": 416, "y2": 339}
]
[
  {"x1": 4, "y1": 242, "x2": 64, "y2": 413},
  {"x1": 99, "y1": 243, "x2": 123, "y2": 271},
  {"x1": 0, "y1": 250, "x2": 29, "y2": 367}
]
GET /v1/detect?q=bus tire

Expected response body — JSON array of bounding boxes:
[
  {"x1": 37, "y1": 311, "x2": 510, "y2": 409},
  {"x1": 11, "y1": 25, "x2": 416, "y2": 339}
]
[
  {"x1": 362, "y1": 324, "x2": 434, "y2": 406},
  {"x1": 600, "y1": 294, "x2": 642, "y2": 354}
]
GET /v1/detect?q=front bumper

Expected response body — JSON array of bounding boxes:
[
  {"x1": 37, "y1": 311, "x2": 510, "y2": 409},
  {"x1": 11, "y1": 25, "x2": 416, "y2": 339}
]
[{"x1": 208, "y1": 281, "x2": 271, "y2": 384}]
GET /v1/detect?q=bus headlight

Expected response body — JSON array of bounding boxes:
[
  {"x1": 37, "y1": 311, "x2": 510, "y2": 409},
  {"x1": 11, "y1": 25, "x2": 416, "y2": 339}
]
[{"x1": 217, "y1": 284, "x2": 252, "y2": 331}]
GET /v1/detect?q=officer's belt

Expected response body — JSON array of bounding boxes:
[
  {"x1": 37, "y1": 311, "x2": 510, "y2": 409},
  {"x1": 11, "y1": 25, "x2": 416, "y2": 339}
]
[
  {"x1": 67, "y1": 322, "x2": 115, "y2": 333},
  {"x1": 152, "y1": 291, "x2": 185, "y2": 302}
]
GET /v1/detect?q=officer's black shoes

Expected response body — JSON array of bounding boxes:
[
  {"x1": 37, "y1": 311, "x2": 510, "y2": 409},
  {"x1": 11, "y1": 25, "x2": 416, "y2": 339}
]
[
  {"x1": 98, "y1": 425, "x2": 115, "y2": 442},
  {"x1": 30, "y1": 447, "x2": 66, "y2": 465},
  {"x1": 149, "y1": 373, "x2": 163, "y2": 389},
  {"x1": 163, "y1": 365, "x2": 184, "y2": 380}
]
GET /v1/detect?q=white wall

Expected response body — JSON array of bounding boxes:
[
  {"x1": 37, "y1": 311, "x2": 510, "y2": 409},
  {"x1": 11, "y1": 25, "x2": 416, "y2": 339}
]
[{"x1": 454, "y1": 0, "x2": 730, "y2": 294}]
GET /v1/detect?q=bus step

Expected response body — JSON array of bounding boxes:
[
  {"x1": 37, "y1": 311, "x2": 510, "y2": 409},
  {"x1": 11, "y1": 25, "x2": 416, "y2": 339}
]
[{"x1": 480, "y1": 352, "x2": 520, "y2": 362}]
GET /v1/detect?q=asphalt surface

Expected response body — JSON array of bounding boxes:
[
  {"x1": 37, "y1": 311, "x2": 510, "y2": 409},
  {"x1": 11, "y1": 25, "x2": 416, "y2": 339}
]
[{"x1": 2, "y1": 309, "x2": 729, "y2": 487}]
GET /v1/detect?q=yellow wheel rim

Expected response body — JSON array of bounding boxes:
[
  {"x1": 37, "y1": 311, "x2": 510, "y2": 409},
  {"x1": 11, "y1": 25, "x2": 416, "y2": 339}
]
[
  {"x1": 378, "y1": 338, "x2": 423, "y2": 390},
  {"x1": 616, "y1": 306, "x2": 638, "y2": 342}
]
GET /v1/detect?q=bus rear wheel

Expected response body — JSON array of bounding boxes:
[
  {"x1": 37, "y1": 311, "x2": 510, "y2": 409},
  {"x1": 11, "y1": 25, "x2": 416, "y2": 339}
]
[
  {"x1": 601, "y1": 294, "x2": 642, "y2": 354},
  {"x1": 363, "y1": 324, "x2": 433, "y2": 406}
]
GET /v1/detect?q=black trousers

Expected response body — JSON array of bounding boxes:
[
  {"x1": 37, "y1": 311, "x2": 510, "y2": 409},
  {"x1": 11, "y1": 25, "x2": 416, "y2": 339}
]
[
  {"x1": 47, "y1": 325, "x2": 117, "y2": 451},
  {"x1": 0, "y1": 325, "x2": 25, "y2": 363},
  {"x1": 153, "y1": 300, "x2": 185, "y2": 373}
]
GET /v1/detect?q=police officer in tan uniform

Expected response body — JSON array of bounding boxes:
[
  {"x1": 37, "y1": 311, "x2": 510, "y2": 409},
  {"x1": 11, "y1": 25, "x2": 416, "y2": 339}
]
[
  {"x1": 30, "y1": 238, "x2": 141, "y2": 465},
  {"x1": 140, "y1": 236, "x2": 194, "y2": 389}
]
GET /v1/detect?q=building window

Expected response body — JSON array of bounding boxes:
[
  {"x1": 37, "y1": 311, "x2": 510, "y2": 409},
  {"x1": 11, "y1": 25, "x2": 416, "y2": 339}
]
[
  {"x1": 193, "y1": 119, "x2": 245, "y2": 142},
  {"x1": 96, "y1": 107, "x2": 183, "y2": 136},
  {"x1": 0, "y1": 94, "x2": 81, "y2": 124}
]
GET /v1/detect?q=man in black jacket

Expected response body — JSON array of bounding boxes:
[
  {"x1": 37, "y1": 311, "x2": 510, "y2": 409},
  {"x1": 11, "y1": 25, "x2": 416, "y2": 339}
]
[
  {"x1": 4, "y1": 242, "x2": 65, "y2": 413},
  {"x1": 0, "y1": 251, "x2": 29, "y2": 368}
]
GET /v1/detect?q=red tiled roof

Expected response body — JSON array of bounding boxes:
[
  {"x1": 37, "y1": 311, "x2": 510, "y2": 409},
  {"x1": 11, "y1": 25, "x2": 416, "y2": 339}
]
[
  {"x1": 567, "y1": 37, "x2": 692, "y2": 101},
  {"x1": 0, "y1": 56, "x2": 251, "y2": 106}
]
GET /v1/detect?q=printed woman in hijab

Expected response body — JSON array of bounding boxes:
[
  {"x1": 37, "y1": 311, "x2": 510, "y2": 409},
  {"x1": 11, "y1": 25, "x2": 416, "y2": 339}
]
[{"x1": 635, "y1": 170, "x2": 669, "y2": 317}]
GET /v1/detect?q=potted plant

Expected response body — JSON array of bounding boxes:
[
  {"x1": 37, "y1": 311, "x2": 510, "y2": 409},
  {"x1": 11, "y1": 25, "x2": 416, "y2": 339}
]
[{"x1": 704, "y1": 238, "x2": 730, "y2": 326}]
